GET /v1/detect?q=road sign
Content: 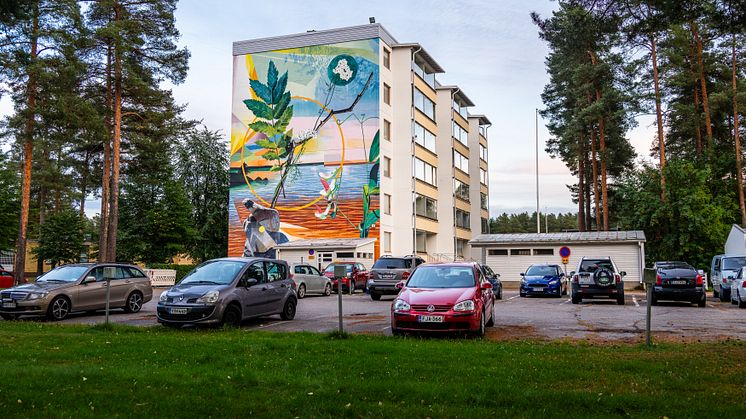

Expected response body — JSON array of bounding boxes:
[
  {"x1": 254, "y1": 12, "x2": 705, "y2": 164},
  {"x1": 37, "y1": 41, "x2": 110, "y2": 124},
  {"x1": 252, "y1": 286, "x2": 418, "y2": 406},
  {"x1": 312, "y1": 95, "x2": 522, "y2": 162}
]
[
  {"x1": 559, "y1": 246, "x2": 571, "y2": 258},
  {"x1": 561, "y1": 257, "x2": 569, "y2": 265}
]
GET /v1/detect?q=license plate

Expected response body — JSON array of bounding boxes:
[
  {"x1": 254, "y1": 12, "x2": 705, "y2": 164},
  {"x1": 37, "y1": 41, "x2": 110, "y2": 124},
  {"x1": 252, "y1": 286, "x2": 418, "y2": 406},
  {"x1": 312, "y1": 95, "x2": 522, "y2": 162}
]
[
  {"x1": 380, "y1": 274, "x2": 395, "y2": 279},
  {"x1": 532, "y1": 287, "x2": 543, "y2": 292},
  {"x1": 579, "y1": 277, "x2": 594, "y2": 284},
  {"x1": 670, "y1": 280, "x2": 687, "y2": 285},
  {"x1": 169, "y1": 307, "x2": 188, "y2": 315},
  {"x1": 2, "y1": 300, "x2": 16, "y2": 308},
  {"x1": 418, "y1": 315, "x2": 444, "y2": 323}
]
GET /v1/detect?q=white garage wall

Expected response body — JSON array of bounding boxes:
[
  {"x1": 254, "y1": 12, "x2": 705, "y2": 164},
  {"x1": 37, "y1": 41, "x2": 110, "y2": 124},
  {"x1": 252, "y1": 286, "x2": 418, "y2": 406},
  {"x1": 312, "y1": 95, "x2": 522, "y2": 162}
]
[{"x1": 480, "y1": 242, "x2": 643, "y2": 287}]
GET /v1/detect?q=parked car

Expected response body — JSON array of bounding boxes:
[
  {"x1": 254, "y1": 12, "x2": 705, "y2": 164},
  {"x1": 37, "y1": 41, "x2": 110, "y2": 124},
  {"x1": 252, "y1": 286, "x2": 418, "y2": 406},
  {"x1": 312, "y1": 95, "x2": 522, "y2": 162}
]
[
  {"x1": 479, "y1": 264, "x2": 502, "y2": 300},
  {"x1": 519, "y1": 264, "x2": 567, "y2": 298},
  {"x1": 0, "y1": 268, "x2": 13, "y2": 289},
  {"x1": 570, "y1": 257, "x2": 626, "y2": 305},
  {"x1": 730, "y1": 267, "x2": 746, "y2": 308},
  {"x1": 710, "y1": 254, "x2": 746, "y2": 302},
  {"x1": 0, "y1": 263, "x2": 152, "y2": 321},
  {"x1": 157, "y1": 257, "x2": 296, "y2": 327},
  {"x1": 651, "y1": 261, "x2": 706, "y2": 307},
  {"x1": 292, "y1": 263, "x2": 331, "y2": 298},
  {"x1": 367, "y1": 255, "x2": 425, "y2": 300},
  {"x1": 323, "y1": 262, "x2": 368, "y2": 293},
  {"x1": 390, "y1": 262, "x2": 495, "y2": 337}
]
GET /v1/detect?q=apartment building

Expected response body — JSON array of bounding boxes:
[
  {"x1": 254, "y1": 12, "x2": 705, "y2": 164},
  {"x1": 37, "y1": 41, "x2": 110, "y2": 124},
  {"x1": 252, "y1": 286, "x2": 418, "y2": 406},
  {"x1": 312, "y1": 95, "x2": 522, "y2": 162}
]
[{"x1": 229, "y1": 23, "x2": 490, "y2": 264}]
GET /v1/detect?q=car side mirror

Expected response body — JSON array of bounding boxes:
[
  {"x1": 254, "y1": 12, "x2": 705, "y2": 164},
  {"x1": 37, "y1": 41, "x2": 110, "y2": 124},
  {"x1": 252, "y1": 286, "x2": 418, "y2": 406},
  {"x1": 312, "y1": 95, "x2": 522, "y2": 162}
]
[
  {"x1": 728, "y1": 275, "x2": 735, "y2": 280},
  {"x1": 496, "y1": 273, "x2": 501, "y2": 278},
  {"x1": 569, "y1": 271, "x2": 575, "y2": 276},
  {"x1": 83, "y1": 276, "x2": 96, "y2": 284},
  {"x1": 395, "y1": 280, "x2": 406, "y2": 290},
  {"x1": 519, "y1": 272, "x2": 525, "y2": 276},
  {"x1": 482, "y1": 282, "x2": 493, "y2": 290},
  {"x1": 244, "y1": 278, "x2": 258, "y2": 287},
  {"x1": 620, "y1": 271, "x2": 627, "y2": 277}
]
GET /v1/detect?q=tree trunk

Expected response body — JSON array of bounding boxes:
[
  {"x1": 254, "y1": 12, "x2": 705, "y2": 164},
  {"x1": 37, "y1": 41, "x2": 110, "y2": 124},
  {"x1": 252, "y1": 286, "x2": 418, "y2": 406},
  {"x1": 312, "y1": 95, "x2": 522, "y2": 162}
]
[
  {"x1": 693, "y1": 84, "x2": 703, "y2": 157},
  {"x1": 691, "y1": 21, "x2": 713, "y2": 148},
  {"x1": 107, "y1": 5, "x2": 122, "y2": 261},
  {"x1": 590, "y1": 125, "x2": 600, "y2": 231},
  {"x1": 37, "y1": 174, "x2": 46, "y2": 276},
  {"x1": 589, "y1": 50, "x2": 609, "y2": 231},
  {"x1": 584, "y1": 147, "x2": 592, "y2": 231},
  {"x1": 99, "y1": 44, "x2": 113, "y2": 262},
  {"x1": 578, "y1": 134, "x2": 587, "y2": 232},
  {"x1": 651, "y1": 35, "x2": 667, "y2": 201},
  {"x1": 732, "y1": 36, "x2": 746, "y2": 226},
  {"x1": 79, "y1": 151, "x2": 90, "y2": 219},
  {"x1": 13, "y1": 10, "x2": 39, "y2": 285}
]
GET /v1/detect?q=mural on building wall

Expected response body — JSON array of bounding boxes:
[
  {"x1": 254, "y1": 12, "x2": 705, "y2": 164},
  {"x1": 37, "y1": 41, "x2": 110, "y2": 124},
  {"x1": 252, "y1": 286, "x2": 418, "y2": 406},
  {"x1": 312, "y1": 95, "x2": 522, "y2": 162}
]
[{"x1": 229, "y1": 39, "x2": 380, "y2": 258}]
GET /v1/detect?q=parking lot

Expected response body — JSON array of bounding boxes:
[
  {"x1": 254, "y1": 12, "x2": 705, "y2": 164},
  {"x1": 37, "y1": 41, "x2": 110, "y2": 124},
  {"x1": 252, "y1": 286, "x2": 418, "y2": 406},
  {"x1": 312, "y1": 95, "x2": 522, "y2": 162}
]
[{"x1": 33, "y1": 287, "x2": 746, "y2": 342}]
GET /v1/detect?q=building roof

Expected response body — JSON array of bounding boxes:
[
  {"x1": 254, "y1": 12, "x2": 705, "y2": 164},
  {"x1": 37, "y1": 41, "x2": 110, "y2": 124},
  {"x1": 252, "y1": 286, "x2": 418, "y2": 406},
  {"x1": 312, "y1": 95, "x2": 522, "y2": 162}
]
[
  {"x1": 436, "y1": 85, "x2": 475, "y2": 107},
  {"x1": 393, "y1": 43, "x2": 445, "y2": 73},
  {"x1": 233, "y1": 23, "x2": 398, "y2": 55},
  {"x1": 469, "y1": 114, "x2": 492, "y2": 125},
  {"x1": 275, "y1": 238, "x2": 376, "y2": 250},
  {"x1": 469, "y1": 231, "x2": 646, "y2": 246}
]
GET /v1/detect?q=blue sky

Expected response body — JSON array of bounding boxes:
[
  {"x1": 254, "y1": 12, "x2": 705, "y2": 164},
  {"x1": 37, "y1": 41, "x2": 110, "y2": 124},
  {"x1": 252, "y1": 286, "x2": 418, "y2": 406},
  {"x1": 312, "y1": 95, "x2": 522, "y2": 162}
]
[{"x1": 1, "y1": 0, "x2": 656, "y2": 217}]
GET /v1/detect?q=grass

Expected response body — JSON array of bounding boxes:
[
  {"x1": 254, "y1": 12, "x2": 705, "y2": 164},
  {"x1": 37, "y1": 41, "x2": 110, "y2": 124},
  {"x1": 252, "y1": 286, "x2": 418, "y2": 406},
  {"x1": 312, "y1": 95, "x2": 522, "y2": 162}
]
[{"x1": 0, "y1": 322, "x2": 744, "y2": 417}]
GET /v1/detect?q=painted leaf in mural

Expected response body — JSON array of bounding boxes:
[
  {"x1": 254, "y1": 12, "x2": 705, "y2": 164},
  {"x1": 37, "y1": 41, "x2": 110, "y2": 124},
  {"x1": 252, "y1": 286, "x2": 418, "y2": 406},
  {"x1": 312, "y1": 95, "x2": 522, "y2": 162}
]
[
  {"x1": 249, "y1": 121, "x2": 275, "y2": 136},
  {"x1": 273, "y1": 92, "x2": 291, "y2": 119},
  {"x1": 369, "y1": 163, "x2": 379, "y2": 187},
  {"x1": 255, "y1": 139, "x2": 276, "y2": 149},
  {"x1": 243, "y1": 99, "x2": 274, "y2": 120},
  {"x1": 327, "y1": 54, "x2": 358, "y2": 86},
  {"x1": 368, "y1": 130, "x2": 379, "y2": 163},
  {"x1": 273, "y1": 72, "x2": 288, "y2": 103},
  {"x1": 249, "y1": 79, "x2": 273, "y2": 103},
  {"x1": 267, "y1": 61, "x2": 279, "y2": 94}
]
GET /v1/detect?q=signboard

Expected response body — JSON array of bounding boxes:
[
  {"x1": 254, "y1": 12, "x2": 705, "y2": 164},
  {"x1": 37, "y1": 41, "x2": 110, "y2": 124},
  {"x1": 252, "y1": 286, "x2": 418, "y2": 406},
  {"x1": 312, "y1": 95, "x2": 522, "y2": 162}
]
[{"x1": 559, "y1": 246, "x2": 571, "y2": 265}]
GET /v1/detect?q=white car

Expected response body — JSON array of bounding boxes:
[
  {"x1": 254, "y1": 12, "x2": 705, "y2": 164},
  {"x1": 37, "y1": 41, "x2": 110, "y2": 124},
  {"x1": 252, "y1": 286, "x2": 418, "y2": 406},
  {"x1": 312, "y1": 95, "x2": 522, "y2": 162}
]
[
  {"x1": 710, "y1": 254, "x2": 746, "y2": 302},
  {"x1": 291, "y1": 263, "x2": 332, "y2": 298},
  {"x1": 731, "y1": 267, "x2": 746, "y2": 308}
]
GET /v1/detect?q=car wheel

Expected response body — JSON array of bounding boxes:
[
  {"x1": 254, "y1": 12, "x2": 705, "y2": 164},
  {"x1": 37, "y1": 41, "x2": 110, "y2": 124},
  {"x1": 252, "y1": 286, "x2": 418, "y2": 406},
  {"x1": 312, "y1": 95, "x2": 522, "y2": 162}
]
[
  {"x1": 222, "y1": 304, "x2": 242, "y2": 327},
  {"x1": 739, "y1": 294, "x2": 746, "y2": 309},
  {"x1": 474, "y1": 311, "x2": 486, "y2": 337},
  {"x1": 124, "y1": 291, "x2": 143, "y2": 313},
  {"x1": 371, "y1": 292, "x2": 381, "y2": 301},
  {"x1": 349, "y1": 281, "x2": 356, "y2": 294},
  {"x1": 719, "y1": 286, "x2": 728, "y2": 302},
  {"x1": 297, "y1": 284, "x2": 306, "y2": 299},
  {"x1": 555, "y1": 288, "x2": 562, "y2": 298},
  {"x1": 280, "y1": 298, "x2": 297, "y2": 320},
  {"x1": 571, "y1": 293, "x2": 580, "y2": 304},
  {"x1": 617, "y1": 294, "x2": 625, "y2": 305},
  {"x1": 392, "y1": 328, "x2": 403, "y2": 337},
  {"x1": 651, "y1": 294, "x2": 658, "y2": 306},
  {"x1": 323, "y1": 283, "x2": 331, "y2": 296},
  {"x1": 519, "y1": 292, "x2": 526, "y2": 297},
  {"x1": 47, "y1": 296, "x2": 70, "y2": 321},
  {"x1": 497, "y1": 287, "x2": 502, "y2": 300},
  {"x1": 486, "y1": 304, "x2": 495, "y2": 327},
  {"x1": 1, "y1": 313, "x2": 18, "y2": 321},
  {"x1": 713, "y1": 287, "x2": 719, "y2": 299}
]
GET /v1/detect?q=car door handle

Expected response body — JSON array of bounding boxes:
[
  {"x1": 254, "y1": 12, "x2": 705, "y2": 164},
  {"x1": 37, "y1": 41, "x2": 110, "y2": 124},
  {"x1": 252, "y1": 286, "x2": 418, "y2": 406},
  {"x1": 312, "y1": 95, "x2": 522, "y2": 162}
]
[
  {"x1": 261, "y1": 286, "x2": 268, "y2": 291},
  {"x1": 280, "y1": 284, "x2": 286, "y2": 288}
]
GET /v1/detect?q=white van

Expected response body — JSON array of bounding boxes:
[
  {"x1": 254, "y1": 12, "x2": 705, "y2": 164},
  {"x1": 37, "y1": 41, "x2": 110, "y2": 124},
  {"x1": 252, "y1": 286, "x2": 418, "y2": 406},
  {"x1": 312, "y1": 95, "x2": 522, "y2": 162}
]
[{"x1": 710, "y1": 254, "x2": 746, "y2": 302}]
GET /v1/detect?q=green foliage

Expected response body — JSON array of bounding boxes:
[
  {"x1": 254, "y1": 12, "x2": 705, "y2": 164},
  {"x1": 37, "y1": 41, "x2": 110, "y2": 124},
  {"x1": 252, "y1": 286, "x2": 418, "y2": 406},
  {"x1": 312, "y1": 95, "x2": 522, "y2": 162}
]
[
  {"x1": 489, "y1": 212, "x2": 580, "y2": 234},
  {"x1": 616, "y1": 159, "x2": 732, "y2": 269},
  {"x1": 0, "y1": 153, "x2": 20, "y2": 251},
  {"x1": 147, "y1": 263, "x2": 196, "y2": 281},
  {"x1": 358, "y1": 130, "x2": 380, "y2": 237},
  {"x1": 32, "y1": 209, "x2": 85, "y2": 267}
]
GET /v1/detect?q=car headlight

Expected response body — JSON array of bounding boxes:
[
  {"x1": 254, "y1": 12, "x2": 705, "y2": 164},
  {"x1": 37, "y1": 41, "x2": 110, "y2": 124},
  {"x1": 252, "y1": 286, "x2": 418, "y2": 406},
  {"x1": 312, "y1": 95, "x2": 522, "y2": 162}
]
[
  {"x1": 548, "y1": 280, "x2": 558, "y2": 285},
  {"x1": 453, "y1": 300, "x2": 475, "y2": 312},
  {"x1": 159, "y1": 292, "x2": 169, "y2": 302},
  {"x1": 393, "y1": 299, "x2": 410, "y2": 311},
  {"x1": 27, "y1": 292, "x2": 48, "y2": 300},
  {"x1": 196, "y1": 290, "x2": 219, "y2": 304}
]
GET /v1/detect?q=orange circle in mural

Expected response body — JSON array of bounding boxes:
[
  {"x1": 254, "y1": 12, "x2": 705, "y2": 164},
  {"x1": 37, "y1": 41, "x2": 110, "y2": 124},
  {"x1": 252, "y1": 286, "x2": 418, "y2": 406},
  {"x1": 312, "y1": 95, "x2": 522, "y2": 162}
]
[{"x1": 240, "y1": 95, "x2": 345, "y2": 212}]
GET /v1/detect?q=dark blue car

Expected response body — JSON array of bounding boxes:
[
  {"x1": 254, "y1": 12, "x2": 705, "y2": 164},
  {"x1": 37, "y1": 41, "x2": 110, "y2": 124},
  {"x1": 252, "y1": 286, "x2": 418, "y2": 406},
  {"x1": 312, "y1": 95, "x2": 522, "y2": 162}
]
[{"x1": 519, "y1": 264, "x2": 568, "y2": 297}]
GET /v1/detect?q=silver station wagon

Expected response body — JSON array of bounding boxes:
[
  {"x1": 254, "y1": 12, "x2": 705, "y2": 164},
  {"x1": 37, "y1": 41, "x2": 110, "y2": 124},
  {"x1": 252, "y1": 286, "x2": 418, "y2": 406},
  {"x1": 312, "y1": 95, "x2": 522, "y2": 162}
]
[{"x1": 157, "y1": 257, "x2": 297, "y2": 327}]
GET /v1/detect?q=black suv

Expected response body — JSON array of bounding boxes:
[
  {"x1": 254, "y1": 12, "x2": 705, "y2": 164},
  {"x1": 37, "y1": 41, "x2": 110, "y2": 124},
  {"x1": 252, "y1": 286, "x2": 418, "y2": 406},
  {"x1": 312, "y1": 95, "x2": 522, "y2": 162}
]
[
  {"x1": 571, "y1": 257, "x2": 626, "y2": 305},
  {"x1": 367, "y1": 255, "x2": 425, "y2": 300},
  {"x1": 652, "y1": 261, "x2": 706, "y2": 307}
]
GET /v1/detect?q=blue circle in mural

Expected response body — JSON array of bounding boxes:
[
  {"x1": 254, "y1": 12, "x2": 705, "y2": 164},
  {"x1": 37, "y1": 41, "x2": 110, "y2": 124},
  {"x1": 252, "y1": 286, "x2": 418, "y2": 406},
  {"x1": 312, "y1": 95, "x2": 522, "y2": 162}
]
[{"x1": 327, "y1": 54, "x2": 358, "y2": 86}]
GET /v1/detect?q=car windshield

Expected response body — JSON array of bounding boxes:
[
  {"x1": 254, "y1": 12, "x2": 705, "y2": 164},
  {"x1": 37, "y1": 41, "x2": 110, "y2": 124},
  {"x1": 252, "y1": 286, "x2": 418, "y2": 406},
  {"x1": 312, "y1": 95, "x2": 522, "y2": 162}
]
[
  {"x1": 324, "y1": 264, "x2": 353, "y2": 273},
  {"x1": 526, "y1": 265, "x2": 559, "y2": 276},
  {"x1": 406, "y1": 266, "x2": 475, "y2": 288},
  {"x1": 180, "y1": 261, "x2": 245, "y2": 285},
  {"x1": 657, "y1": 262, "x2": 693, "y2": 270},
  {"x1": 723, "y1": 257, "x2": 746, "y2": 271},
  {"x1": 36, "y1": 266, "x2": 89, "y2": 283},
  {"x1": 372, "y1": 258, "x2": 411, "y2": 269},
  {"x1": 579, "y1": 260, "x2": 614, "y2": 273},
  {"x1": 482, "y1": 265, "x2": 495, "y2": 276}
]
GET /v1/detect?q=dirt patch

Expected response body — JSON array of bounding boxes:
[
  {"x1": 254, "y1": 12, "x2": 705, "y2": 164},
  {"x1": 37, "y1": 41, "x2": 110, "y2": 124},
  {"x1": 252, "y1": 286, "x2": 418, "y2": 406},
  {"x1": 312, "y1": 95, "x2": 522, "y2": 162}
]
[{"x1": 485, "y1": 325, "x2": 544, "y2": 341}]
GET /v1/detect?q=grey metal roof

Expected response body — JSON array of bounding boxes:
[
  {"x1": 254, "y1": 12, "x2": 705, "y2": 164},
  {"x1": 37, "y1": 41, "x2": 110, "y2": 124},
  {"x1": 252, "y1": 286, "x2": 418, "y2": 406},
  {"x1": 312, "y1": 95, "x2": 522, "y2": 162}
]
[
  {"x1": 469, "y1": 231, "x2": 646, "y2": 246},
  {"x1": 393, "y1": 43, "x2": 445, "y2": 73},
  {"x1": 469, "y1": 114, "x2": 492, "y2": 125},
  {"x1": 435, "y1": 85, "x2": 474, "y2": 107},
  {"x1": 275, "y1": 238, "x2": 376, "y2": 250},
  {"x1": 233, "y1": 23, "x2": 398, "y2": 55}
]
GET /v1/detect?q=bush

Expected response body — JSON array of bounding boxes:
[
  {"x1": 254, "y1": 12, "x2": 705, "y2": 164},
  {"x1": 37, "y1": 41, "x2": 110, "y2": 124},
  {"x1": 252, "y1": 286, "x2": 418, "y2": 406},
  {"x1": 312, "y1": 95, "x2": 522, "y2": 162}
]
[{"x1": 148, "y1": 263, "x2": 197, "y2": 281}]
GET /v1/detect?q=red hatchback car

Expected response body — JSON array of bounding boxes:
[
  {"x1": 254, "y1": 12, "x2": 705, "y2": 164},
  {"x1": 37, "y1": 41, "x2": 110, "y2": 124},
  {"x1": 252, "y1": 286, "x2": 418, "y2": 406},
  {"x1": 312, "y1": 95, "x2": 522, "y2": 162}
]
[
  {"x1": 0, "y1": 269, "x2": 13, "y2": 289},
  {"x1": 323, "y1": 262, "x2": 368, "y2": 293},
  {"x1": 391, "y1": 262, "x2": 495, "y2": 337}
]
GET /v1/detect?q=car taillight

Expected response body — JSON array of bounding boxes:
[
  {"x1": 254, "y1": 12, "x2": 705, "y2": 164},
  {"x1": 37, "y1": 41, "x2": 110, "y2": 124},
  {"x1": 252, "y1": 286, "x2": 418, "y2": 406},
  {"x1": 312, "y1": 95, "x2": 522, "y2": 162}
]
[
  {"x1": 742, "y1": 280, "x2": 746, "y2": 288},
  {"x1": 655, "y1": 274, "x2": 662, "y2": 285},
  {"x1": 402, "y1": 271, "x2": 410, "y2": 280},
  {"x1": 289, "y1": 272, "x2": 294, "y2": 280},
  {"x1": 695, "y1": 274, "x2": 703, "y2": 286},
  {"x1": 572, "y1": 275, "x2": 579, "y2": 283},
  {"x1": 615, "y1": 274, "x2": 621, "y2": 284},
  {"x1": 723, "y1": 277, "x2": 728, "y2": 283}
]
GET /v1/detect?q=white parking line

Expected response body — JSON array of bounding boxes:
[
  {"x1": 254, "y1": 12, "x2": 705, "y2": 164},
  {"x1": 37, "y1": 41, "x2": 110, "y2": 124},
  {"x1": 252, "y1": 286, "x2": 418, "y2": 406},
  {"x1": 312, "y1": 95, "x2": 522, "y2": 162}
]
[
  {"x1": 560, "y1": 298, "x2": 571, "y2": 305},
  {"x1": 507, "y1": 295, "x2": 520, "y2": 301},
  {"x1": 632, "y1": 296, "x2": 639, "y2": 307}
]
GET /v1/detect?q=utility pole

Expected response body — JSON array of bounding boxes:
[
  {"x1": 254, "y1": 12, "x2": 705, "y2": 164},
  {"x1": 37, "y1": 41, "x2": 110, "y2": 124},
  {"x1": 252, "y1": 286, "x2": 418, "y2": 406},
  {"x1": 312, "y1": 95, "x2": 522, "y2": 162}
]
[{"x1": 535, "y1": 108, "x2": 540, "y2": 233}]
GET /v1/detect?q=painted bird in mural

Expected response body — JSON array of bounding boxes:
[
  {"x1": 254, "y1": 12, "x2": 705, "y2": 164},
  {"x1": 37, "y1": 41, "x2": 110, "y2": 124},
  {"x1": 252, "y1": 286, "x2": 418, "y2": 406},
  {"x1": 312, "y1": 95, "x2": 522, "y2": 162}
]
[{"x1": 314, "y1": 168, "x2": 341, "y2": 220}]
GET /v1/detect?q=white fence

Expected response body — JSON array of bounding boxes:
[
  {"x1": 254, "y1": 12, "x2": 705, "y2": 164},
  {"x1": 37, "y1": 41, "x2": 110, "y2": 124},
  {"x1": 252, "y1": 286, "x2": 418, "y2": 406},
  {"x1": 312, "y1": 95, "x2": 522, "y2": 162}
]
[{"x1": 144, "y1": 269, "x2": 176, "y2": 287}]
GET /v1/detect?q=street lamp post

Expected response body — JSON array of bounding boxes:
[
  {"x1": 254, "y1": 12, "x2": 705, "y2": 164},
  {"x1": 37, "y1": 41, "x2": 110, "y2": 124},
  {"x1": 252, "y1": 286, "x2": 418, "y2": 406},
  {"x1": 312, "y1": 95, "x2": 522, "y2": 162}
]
[{"x1": 535, "y1": 108, "x2": 540, "y2": 234}]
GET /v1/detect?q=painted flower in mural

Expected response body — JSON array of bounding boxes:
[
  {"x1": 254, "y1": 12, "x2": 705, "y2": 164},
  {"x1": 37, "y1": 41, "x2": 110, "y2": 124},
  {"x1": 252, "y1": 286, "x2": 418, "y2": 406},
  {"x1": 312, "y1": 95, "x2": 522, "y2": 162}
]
[{"x1": 327, "y1": 54, "x2": 358, "y2": 86}]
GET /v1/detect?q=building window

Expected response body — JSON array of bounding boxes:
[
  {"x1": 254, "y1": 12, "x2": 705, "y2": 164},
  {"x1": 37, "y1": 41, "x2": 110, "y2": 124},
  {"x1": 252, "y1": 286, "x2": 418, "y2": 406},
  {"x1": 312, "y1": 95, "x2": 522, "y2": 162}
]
[
  {"x1": 454, "y1": 179, "x2": 470, "y2": 201},
  {"x1": 414, "y1": 157, "x2": 437, "y2": 186},
  {"x1": 488, "y1": 249, "x2": 508, "y2": 256},
  {"x1": 454, "y1": 150, "x2": 469, "y2": 173},
  {"x1": 383, "y1": 48, "x2": 390, "y2": 69},
  {"x1": 453, "y1": 100, "x2": 468, "y2": 119},
  {"x1": 455, "y1": 208, "x2": 470, "y2": 229},
  {"x1": 452, "y1": 121, "x2": 468, "y2": 146},
  {"x1": 384, "y1": 231, "x2": 392, "y2": 252},
  {"x1": 479, "y1": 143, "x2": 488, "y2": 161},
  {"x1": 413, "y1": 121, "x2": 436, "y2": 152},
  {"x1": 383, "y1": 83, "x2": 391, "y2": 105},
  {"x1": 383, "y1": 119, "x2": 391, "y2": 141},
  {"x1": 533, "y1": 249, "x2": 554, "y2": 256},
  {"x1": 384, "y1": 193, "x2": 391, "y2": 215},
  {"x1": 510, "y1": 249, "x2": 531, "y2": 256},
  {"x1": 414, "y1": 88, "x2": 435, "y2": 121},
  {"x1": 480, "y1": 193, "x2": 488, "y2": 210},
  {"x1": 413, "y1": 61, "x2": 435, "y2": 88},
  {"x1": 415, "y1": 194, "x2": 437, "y2": 219},
  {"x1": 336, "y1": 252, "x2": 355, "y2": 258},
  {"x1": 481, "y1": 217, "x2": 489, "y2": 234},
  {"x1": 415, "y1": 230, "x2": 427, "y2": 253},
  {"x1": 456, "y1": 240, "x2": 466, "y2": 258},
  {"x1": 480, "y1": 168, "x2": 487, "y2": 185},
  {"x1": 479, "y1": 124, "x2": 488, "y2": 138},
  {"x1": 383, "y1": 156, "x2": 391, "y2": 178}
]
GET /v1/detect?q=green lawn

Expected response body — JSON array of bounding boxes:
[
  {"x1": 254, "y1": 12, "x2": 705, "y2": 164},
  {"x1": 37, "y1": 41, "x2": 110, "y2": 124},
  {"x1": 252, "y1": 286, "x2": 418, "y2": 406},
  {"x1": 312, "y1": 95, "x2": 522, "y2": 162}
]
[{"x1": 0, "y1": 323, "x2": 743, "y2": 417}]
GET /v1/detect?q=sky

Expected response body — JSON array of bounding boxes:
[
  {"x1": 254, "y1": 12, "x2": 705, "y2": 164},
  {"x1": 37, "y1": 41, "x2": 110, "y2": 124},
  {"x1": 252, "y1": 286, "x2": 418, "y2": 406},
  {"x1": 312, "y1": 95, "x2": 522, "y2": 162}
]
[{"x1": 0, "y1": 0, "x2": 657, "y2": 217}]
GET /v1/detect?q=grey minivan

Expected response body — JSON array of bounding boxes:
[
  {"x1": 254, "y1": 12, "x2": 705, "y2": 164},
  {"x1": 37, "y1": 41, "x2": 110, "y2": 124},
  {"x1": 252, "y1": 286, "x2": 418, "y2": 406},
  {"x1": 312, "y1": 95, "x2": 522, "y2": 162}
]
[
  {"x1": 157, "y1": 257, "x2": 297, "y2": 327},
  {"x1": 710, "y1": 254, "x2": 746, "y2": 302}
]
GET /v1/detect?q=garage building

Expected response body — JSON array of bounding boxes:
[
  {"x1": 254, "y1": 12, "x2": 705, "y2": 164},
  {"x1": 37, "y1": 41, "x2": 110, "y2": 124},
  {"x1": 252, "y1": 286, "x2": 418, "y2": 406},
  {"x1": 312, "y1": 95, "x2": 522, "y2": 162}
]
[
  {"x1": 275, "y1": 238, "x2": 376, "y2": 272},
  {"x1": 469, "y1": 231, "x2": 646, "y2": 288}
]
